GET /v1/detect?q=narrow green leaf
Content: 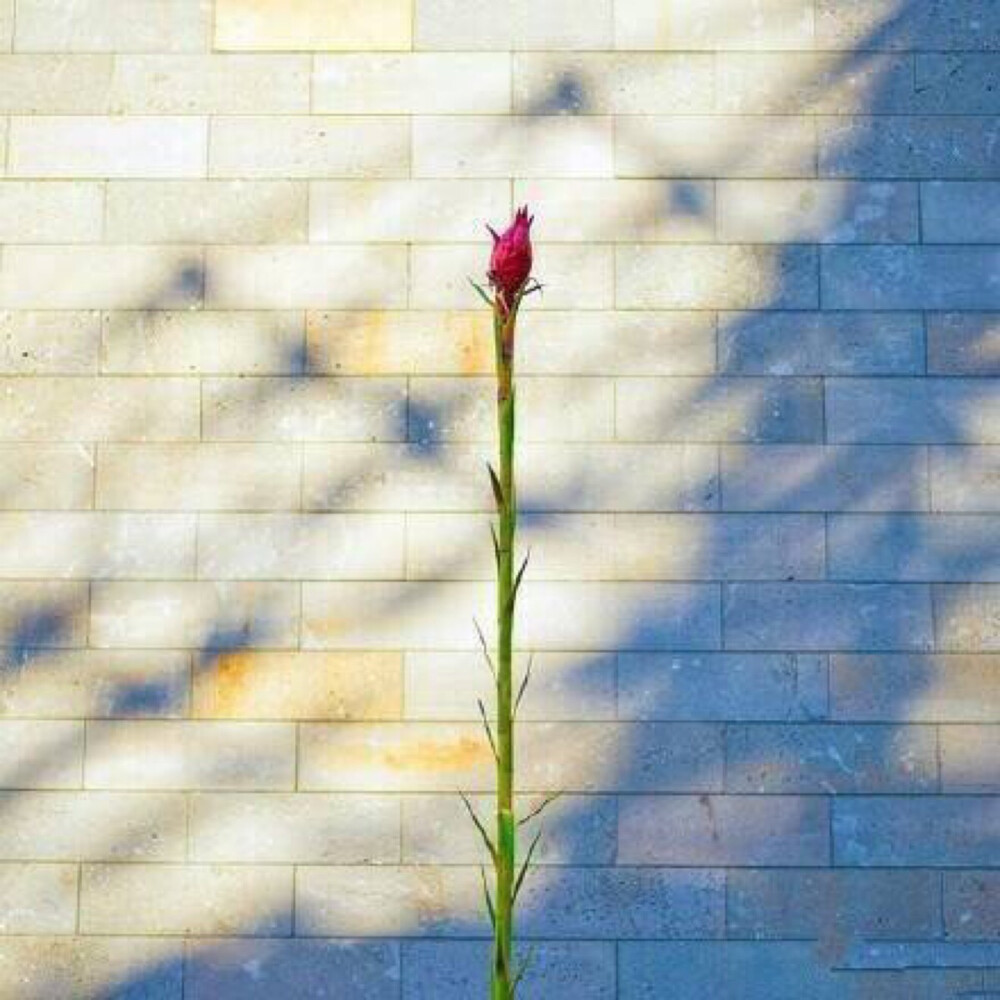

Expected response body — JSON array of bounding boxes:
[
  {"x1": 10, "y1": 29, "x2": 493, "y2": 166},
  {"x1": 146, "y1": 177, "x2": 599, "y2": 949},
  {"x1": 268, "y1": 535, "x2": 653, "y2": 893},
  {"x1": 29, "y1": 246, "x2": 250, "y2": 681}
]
[
  {"x1": 514, "y1": 652, "x2": 535, "y2": 717},
  {"x1": 486, "y1": 462, "x2": 505, "y2": 512},
  {"x1": 478, "y1": 699, "x2": 499, "y2": 762},
  {"x1": 468, "y1": 277, "x2": 494, "y2": 308},
  {"x1": 511, "y1": 944, "x2": 538, "y2": 996},
  {"x1": 506, "y1": 549, "x2": 531, "y2": 613},
  {"x1": 460, "y1": 791, "x2": 497, "y2": 864},
  {"x1": 473, "y1": 617, "x2": 497, "y2": 684},
  {"x1": 489, "y1": 522, "x2": 501, "y2": 568},
  {"x1": 479, "y1": 865, "x2": 496, "y2": 928},
  {"x1": 518, "y1": 790, "x2": 563, "y2": 828},
  {"x1": 512, "y1": 828, "x2": 543, "y2": 903}
]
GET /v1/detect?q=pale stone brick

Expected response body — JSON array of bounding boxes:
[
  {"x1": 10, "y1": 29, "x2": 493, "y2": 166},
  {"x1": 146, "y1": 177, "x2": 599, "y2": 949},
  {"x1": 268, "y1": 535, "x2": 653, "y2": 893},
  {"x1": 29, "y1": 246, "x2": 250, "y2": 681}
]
[
  {"x1": 0, "y1": 55, "x2": 114, "y2": 113},
  {"x1": 415, "y1": 0, "x2": 613, "y2": 51},
  {"x1": 615, "y1": 116, "x2": 816, "y2": 179},
  {"x1": 928, "y1": 314, "x2": 1000, "y2": 375},
  {"x1": 723, "y1": 445, "x2": 930, "y2": 512},
  {"x1": 315, "y1": 54, "x2": 510, "y2": 114},
  {"x1": 724, "y1": 583, "x2": 934, "y2": 651},
  {"x1": 615, "y1": 377, "x2": 823, "y2": 443},
  {"x1": 619, "y1": 795, "x2": 829, "y2": 865},
  {"x1": 0, "y1": 582, "x2": 88, "y2": 651},
  {"x1": 0, "y1": 376, "x2": 199, "y2": 441},
  {"x1": 80, "y1": 863, "x2": 292, "y2": 935},
  {"x1": 15, "y1": 0, "x2": 211, "y2": 52},
  {"x1": 112, "y1": 55, "x2": 309, "y2": 114},
  {"x1": 202, "y1": 376, "x2": 406, "y2": 441},
  {"x1": 89, "y1": 581, "x2": 299, "y2": 649},
  {"x1": 199, "y1": 512, "x2": 403, "y2": 580},
  {"x1": 0, "y1": 864, "x2": 77, "y2": 933},
  {"x1": 9, "y1": 116, "x2": 206, "y2": 178},
  {"x1": 405, "y1": 651, "x2": 615, "y2": 722},
  {"x1": 615, "y1": 0, "x2": 814, "y2": 50},
  {"x1": 194, "y1": 650, "x2": 401, "y2": 721},
  {"x1": 617, "y1": 246, "x2": 818, "y2": 310},
  {"x1": 0, "y1": 1, "x2": 10, "y2": 50},
  {"x1": 96, "y1": 443, "x2": 300, "y2": 511},
  {"x1": 940, "y1": 726, "x2": 1000, "y2": 792},
  {"x1": 0, "y1": 512, "x2": 195, "y2": 579},
  {"x1": 215, "y1": 0, "x2": 412, "y2": 52},
  {"x1": 829, "y1": 514, "x2": 1000, "y2": 581},
  {"x1": 725, "y1": 723, "x2": 938, "y2": 793},
  {"x1": 915, "y1": 55, "x2": 1000, "y2": 115},
  {"x1": 0, "y1": 791, "x2": 185, "y2": 860},
  {"x1": 210, "y1": 116, "x2": 408, "y2": 178},
  {"x1": 0, "y1": 720, "x2": 83, "y2": 788},
  {"x1": 187, "y1": 940, "x2": 400, "y2": 1000},
  {"x1": 719, "y1": 312, "x2": 924, "y2": 376},
  {"x1": 0, "y1": 246, "x2": 204, "y2": 309},
  {"x1": 935, "y1": 584, "x2": 1000, "y2": 651},
  {"x1": 413, "y1": 116, "x2": 614, "y2": 178},
  {"x1": 205, "y1": 246, "x2": 407, "y2": 309},
  {"x1": 727, "y1": 869, "x2": 941, "y2": 941},
  {"x1": 0, "y1": 444, "x2": 94, "y2": 509},
  {"x1": 834, "y1": 797, "x2": 1000, "y2": 866},
  {"x1": 106, "y1": 181, "x2": 308, "y2": 243},
  {"x1": 827, "y1": 379, "x2": 1000, "y2": 444},
  {"x1": 0, "y1": 649, "x2": 190, "y2": 719},
  {"x1": 0, "y1": 181, "x2": 103, "y2": 241},
  {"x1": 410, "y1": 244, "x2": 614, "y2": 309},
  {"x1": 190, "y1": 793, "x2": 399, "y2": 863},
  {"x1": 832, "y1": 653, "x2": 1000, "y2": 723},
  {"x1": 514, "y1": 179, "x2": 715, "y2": 242},
  {"x1": 618, "y1": 653, "x2": 828, "y2": 722},
  {"x1": 944, "y1": 872, "x2": 1000, "y2": 940},
  {"x1": 85, "y1": 721, "x2": 296, "y2": 790},
  {"x1": 716, "y1": 53, "x2": 914, "y2": 115},
  {"x1": 101, "y1": 311, "x2": 305, "y2": 376},
  {"x1": 0, "y1": 938, "x2": 183, "y2": 998},
  {"x1": 717, "y1": 181, "x2": 918, "y2": 243},
  {"x1": 0, "y1": 310, "x2": 100, "y2": 374},
  {"x1": 930, "y1": 447, "x2": 1000, "y2": 512},
  {"x1": 303, "y1": 581, "x2": 720, "y2": 651},
  {"x1": 311, "y1": 180, "x2": 508, "y2": 243},
  {"x1": 819, "y1": 116, "x2": 1000, "y2": 179},
  {"x1": 513, "y1": 54, "x2": 714, "y2": 115},
  {"x1": 408, "y1": 376, "x2": 614, "y2": 443}
]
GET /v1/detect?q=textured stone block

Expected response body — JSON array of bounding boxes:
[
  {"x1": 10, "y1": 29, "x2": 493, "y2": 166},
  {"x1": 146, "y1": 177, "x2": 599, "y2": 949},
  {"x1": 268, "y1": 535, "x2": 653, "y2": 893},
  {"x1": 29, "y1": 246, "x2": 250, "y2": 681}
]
[
  {"x1": 89, "y1": 581, "x2": 299, "y2": 649},
  {"x1": 310, "y1": 180, "x2": 508, "y2": 242},
  {"x1": 415, "y1": 0, "x2": 614, "y2": 51},
  {"x1": 0, "y1": 791, "x2": 185, "y2": 860},
  {"x1": 190, "y1": 793, "x2": 399, "y2": 863},
  {"x1": 0, "y1": 649, "x2": 190, "y2": 719},
  {"x1": 923, "y1": 182, "x2": 1000, "y2": 242},
  {"x1": 15, "y1": 0, "x2": 210, "y2": 52},
  {"x1": 97, "y1": 443, "x2": 301, "y2": 511},
  {"x1": 194, "y1": 650, "x2": 401, "y2": 720},
  {"x1": 0, "y1": 581, "x2": 88, "y2": 651},
  {"x1": 717, "y1": 181, "x2": 918, "y2": 243},
  {"x1": 722, "y1": 445, "x2": 930, "y2": 512},
  {"x1": 186, "y1": 940, "x2": 401, "y2": 1000},
  {"x1": 725, "y1": 723, "x2": 938, "y2": 793},
  {"x1": 84, "y1": 721, "x2": 296, "y2": 790},
  {"x1": 944, "y1": 872, "x2": 1000, "y2": 940},
  {"x1": 216, "y1": 0, "x2": 412, "y2": 51},
  {"x1": 413, "y1": 116, "x2": 614, "y2": 178},
  {"x1": 106, "y1": 181, "x2": 307, "y2": 243},
  {"x1": 928, "y1": 314, "x2": 1000, "y2": 376},
  {"x1": 80, "y1": 863, "x2": 292, "y2": 935},
  {"x1": 940, "y1": 726, "x2": 1000, "y2": 792},
  {"x1": 915, "y1": 55, "x2": 1000, "y2": 115},
  {"x1": 724, "y1": 583, "x2": 933, "y2": 651},
  {"x1": 834, "y1": 797, "x2": 1000, "y2": 866},
  {"x1": 827, "y1": 379, "x2": 1000, "y2": 444},
  {"x1": 0, "y1": 864, "x2": 77, "y2": 933},
  {"x1": 0, "y1": 444, "x2": 95, "y2": 510},
  {"x1": 931, "y1": 447, "x2": 1000, "y2": 512},
  {"x1": 617, "y1": 246, "x2": 818, "y2": 310},
  {"x1": 202, "y1": 376, "x2": 406, "y2": 441},
  {"x1": 0, "y1": 310, "x2": 100, "y2": 374},
  {"x1": 720, "y1": 312, "x2": 924, "y2": 376},
  {"x1": 619, "y1": 795, "x2": 830, "y2": 865},
  {"x1": 0, "y1": 180, "x2": 103, "y2": 241},
  {"x1": 0, "y1": 54, "x2": 115, "y2": 113},
  {"x1": 832, "y1": 654, "x2": 1000, "y2": 723},
  {"x1": 823, "y1": 247, "x2": 1000, "y2": 309},
  {"x1": 315, "y1": 54, "x2": 510, "y2": 114},
  {"x1": 728, "y1": 869, "x2": 940, "y2": 941},
  {"x1": 0, "y1": 720, "x2": 83, "y2": 788},
  {"x1": 615, "y1": 377, "x2": 823, "y2": 443},
  {"x1": 9, "y1": 116, "x2": 206, "y2": 178},
  {"x1": 935, "y1": 585, "x2": 1000, "y2": 651},
  {"x1": 210, "y1": 116, "x2": 408, "y2": 178}
]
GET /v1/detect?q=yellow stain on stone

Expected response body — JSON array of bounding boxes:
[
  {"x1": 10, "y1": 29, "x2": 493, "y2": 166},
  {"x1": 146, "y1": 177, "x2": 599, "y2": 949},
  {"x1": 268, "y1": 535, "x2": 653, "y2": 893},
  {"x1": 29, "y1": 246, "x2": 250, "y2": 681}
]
[{"x1": 215, "y1": 0, "x2": 413, "y2": 52}]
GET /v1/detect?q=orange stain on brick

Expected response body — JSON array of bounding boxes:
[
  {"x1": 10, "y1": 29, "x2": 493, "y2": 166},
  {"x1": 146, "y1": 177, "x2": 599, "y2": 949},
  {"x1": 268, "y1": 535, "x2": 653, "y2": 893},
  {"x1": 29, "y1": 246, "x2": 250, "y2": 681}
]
[{"x1": 197, "y1": 650, "x2": 253, "y2": 717}]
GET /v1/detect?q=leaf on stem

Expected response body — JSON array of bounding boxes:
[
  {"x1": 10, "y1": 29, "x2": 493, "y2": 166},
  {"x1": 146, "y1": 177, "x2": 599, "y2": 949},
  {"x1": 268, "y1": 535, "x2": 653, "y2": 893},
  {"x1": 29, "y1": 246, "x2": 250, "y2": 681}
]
[
  {"x1": 489, "y1": 522, "x2": 501, "y2": 569},
  {"x1": 479, "y1": 865, "x2": 497, "y2": 928},
  {"x1": 514, "y1": 652, "x2": 535, "y2": 717},
  {"x1": 460, "y1": 790, "x2": 497, "y2": 864},
  {"x1": 507, "y1": 549, "x2": 531, "y2": 613},
  {"x1": 473, "y1": 617, "x2": 497, "y2": 684},
  {"x1": 477, "y1": 698, "x2": 499, "y2": 762},
  {"x1": 512, "y1": 828, "x2": 543, "y2": 903},
  {"x1": 486, "y1": 462, "x2": 505, "y2": 512},
  {"x1": 518, "y1": 790, "x2": 563, "y2": 828},
  {"x1": 468, "y1": 277, "x2": 494, "y2": 308},
  {"x1": 512, "y1": 944, "x2": 539, "y2": 996}
]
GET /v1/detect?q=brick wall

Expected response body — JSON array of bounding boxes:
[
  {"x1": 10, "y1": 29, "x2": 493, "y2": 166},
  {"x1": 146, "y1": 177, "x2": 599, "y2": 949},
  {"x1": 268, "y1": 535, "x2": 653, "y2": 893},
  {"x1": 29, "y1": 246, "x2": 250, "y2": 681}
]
[{"x1": 0, "y1": 1, "x2": 998, "y2": 996}]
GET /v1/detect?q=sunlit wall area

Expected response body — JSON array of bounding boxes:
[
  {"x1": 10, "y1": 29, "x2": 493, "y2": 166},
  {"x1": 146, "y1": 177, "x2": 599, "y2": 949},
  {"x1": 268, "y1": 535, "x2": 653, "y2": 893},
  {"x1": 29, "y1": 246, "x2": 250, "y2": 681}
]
[{"x1": 0, "y1": 0, "x2": 998, "y2": 996}]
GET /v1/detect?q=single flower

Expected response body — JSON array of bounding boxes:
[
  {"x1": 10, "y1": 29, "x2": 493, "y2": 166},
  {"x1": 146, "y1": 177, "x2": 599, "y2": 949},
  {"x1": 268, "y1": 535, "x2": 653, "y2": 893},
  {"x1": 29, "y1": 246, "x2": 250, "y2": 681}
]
[{"x1": 488, "y1": 206, "x2": 534, "y2": 308}]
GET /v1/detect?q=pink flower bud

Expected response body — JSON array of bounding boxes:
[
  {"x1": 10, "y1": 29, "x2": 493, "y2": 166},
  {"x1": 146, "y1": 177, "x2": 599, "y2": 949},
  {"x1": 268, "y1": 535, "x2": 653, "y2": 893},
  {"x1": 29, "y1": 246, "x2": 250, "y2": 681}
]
[{"x1": 487, "y1": 206, "x2": 534, "y2": 307}]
